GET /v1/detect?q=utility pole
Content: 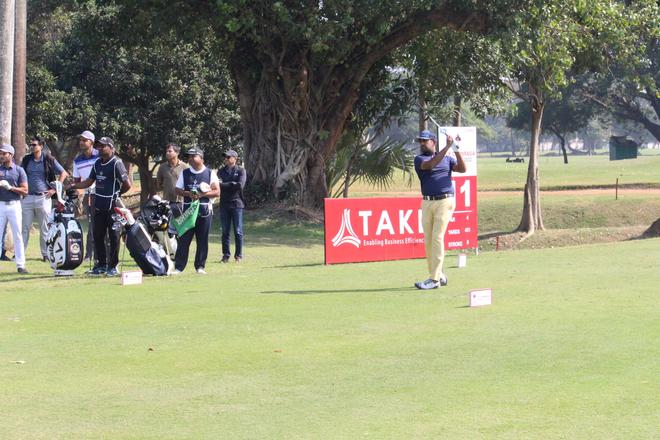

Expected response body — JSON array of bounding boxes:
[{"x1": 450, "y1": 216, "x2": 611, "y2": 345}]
[
  {"x1": 0, "y1": 0, "x2": 15, "y2": 143},
  {"x1": 11, "y1": 0, "x2": 25, "y2": 160}
]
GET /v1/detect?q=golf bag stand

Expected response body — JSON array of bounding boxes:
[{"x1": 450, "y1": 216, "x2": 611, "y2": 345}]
[{"x1": 46, "y1": 181, "x2": 84, "y2": 276}]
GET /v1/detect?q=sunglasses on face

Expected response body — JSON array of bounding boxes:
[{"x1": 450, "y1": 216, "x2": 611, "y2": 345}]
[{"x1": 30, "y1": 143, "x2": 39, "y2": 147}]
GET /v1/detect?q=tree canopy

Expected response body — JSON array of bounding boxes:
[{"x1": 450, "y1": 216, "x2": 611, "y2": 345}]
[{"x1": 26, "y1": 0, "x2": 241, "y2": 200}]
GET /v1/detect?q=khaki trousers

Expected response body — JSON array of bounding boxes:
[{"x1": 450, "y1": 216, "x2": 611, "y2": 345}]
[
  {"x1": 422, "y1": 197, "x2": 455, "y2": 281},
  {"x1": 21, "y1": 194, "x2": 52, "y2": 258}
]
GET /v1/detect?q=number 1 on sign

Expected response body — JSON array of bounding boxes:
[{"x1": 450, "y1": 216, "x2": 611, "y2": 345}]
[{"x1": 459, "y1": 179, "x2": 470, "y2": 208}]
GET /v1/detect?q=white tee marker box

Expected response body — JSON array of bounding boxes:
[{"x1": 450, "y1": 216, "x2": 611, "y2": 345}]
[
  {"x1": 121, "y1": 270, "x2": 143, "y2": 286},
  {"x1": 469, "y1": 288, "x2": 492, "y2": 307},
  {"x1": 457, "y1": 253, "x2": 467, "y2": 268}
]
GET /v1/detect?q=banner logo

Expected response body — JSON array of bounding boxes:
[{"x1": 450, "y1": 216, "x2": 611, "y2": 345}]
[{"x1": 331, "y1": 209, "x2": 361, "y2": 248}]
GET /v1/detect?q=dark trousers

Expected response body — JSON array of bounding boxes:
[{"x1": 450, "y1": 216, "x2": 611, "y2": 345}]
[
  {"x1": 93, "y1": 208, "x2": 120, "y2": 269},
  {"x1": 84, "y1": 194, "x2": 96, "y2": 260},
  {"x1": 174, "y1": 209, "x2": 212, "y2": 271},
  {"x1": 220, "y1": 206, "x2": 243, "y2": 258}
]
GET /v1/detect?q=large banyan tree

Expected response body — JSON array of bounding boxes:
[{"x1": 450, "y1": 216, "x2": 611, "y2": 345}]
[{"x1": 215, "y1": 0, "x2": 518, "y2": 207}]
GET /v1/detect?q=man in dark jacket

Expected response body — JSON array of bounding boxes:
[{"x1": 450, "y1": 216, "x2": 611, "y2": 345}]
[{"x1": 217, "y1": 149, "x2": 246, "y2": 263}]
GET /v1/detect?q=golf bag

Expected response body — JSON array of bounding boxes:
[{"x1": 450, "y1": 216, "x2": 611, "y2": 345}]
[
  {"x1": 112, "y1": 198, "x2": 173, "y2": 276},
  {"x1": 46, "y1": 182, "x2": 84, "y2": 276},
  {"x1": 138, "y1": 195, "x2": 177, "y2": 258}
]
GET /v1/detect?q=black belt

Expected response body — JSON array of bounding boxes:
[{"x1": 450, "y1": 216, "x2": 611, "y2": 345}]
[
  {"x1": 28, "y1": 192, "x2": 48, "y2": 196},
  {"x1": 423, "y1": 194, "x2": 453, "y2": 200}
]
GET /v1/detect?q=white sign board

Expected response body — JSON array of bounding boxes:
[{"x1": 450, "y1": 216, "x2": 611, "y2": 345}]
[
  {"x1": 469, "y1": 288, "x2": 492, "y2": 307},
  {"x1": 121, "y1": 270, "x2": 143, "y2": 286}
]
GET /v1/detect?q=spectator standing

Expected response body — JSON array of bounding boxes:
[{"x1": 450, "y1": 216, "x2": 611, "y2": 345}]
[
  {"x1": 217, "y1": 149, "x2": 246, "y2": 263},
  {"x1": 21, "y1": 136, "x2": 69, "y2": 261},
  {"x1": 413, "y1": 130, "x2": 466, "y2": 290},
  {"x1": 69, "y1": 137, "x2": 131, "y2": 276},
  {"x1": 0, "y1": 144, "x2": 29, "y2": 274},
  {"x1": 156, "y1": 143, "x2": 187, "y2": 215},
  {"x1": 173, "y1": 147, "x2": 219, "y2": 274},
  {"x1": 72, "y1": 130, "x2": 99, "y2": 261}
]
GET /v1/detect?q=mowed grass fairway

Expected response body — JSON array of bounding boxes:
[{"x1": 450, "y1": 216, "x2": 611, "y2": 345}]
[
  {"x1": 348, "y1": 153, "x2": 660, "y2": 196},
  {"x1": 1, "y1": 226, "x2": 659, "y2": 438}
]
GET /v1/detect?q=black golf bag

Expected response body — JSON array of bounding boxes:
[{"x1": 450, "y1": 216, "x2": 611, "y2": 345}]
[
  {"x1": 46, "y1": 183, "x2": 84, "y2": 276},
  {"x1": 138, "y1": 196, "x2": 177, "y2": 258},
  {"x1": 112, "y1": 198, "x2": 173, "y2": 276}
]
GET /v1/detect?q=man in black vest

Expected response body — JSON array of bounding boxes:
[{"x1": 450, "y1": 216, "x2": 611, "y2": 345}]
[
  {"x1": 68, "y1": 137, "x2": 131, "y2": 276},
  {"x1": 173, "y1": 147, "x2": 219, "y2": 274},
  {"x1": 21, "y1": 136, "x2": 69, "y2": 261}
]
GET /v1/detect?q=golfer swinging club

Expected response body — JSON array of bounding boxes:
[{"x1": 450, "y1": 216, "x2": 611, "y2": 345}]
[{"x1": 414, "y1": 130, "x2": 466, "y2": 290}]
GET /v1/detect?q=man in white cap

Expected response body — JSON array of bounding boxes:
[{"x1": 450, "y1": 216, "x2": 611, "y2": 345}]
[
  {"x1": 0, "y1": 144, "x2": 29, "y2": 274},
  {"x1": 72, "y1": 130, "x2": 99, "y2": 262}
]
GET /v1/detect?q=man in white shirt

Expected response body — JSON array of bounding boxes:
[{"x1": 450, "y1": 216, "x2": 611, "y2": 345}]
[
  {"x1": 72, "y1": 130, "x2": 99, "y2": 262},
  {"x1": 173, "y1": 147, "x2": 219, "y2": 274}
]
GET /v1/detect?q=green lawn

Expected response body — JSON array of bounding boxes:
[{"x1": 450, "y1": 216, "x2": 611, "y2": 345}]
[
  {"x1": 477, "y1": 154, "x2": 660, "y2": 191},
  {"x1": 1, "y1": 217, "x2": 659, "y2": 438},
  {"x1": 346, "y1": 154, "x2": 660, "y2": 196},
  {"x1": 2, "y1": 149, "x2": 659, "y2": 438}
]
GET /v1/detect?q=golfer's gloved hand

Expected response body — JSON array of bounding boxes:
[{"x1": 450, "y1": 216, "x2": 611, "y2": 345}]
[
  {"x1": 451, "y1": 141, "x2": 460, "y2": 152},
  {"x1": 0, "y1": 180, "x2": 10, "y2": 189}
]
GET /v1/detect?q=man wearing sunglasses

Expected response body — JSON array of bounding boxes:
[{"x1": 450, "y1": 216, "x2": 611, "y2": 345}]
[{"x1": 20, "y1": 136, "x2": 68, "y2": 262}]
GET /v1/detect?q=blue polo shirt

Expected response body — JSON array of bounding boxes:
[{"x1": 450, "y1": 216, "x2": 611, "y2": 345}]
[
  {"x1": 0, "y1": 164, "x2": 27, "y2": 202},
  {"x1": 24, "y1": 155, "x2": 65, "y2": 194},
  {"x1": 414, "y1": 153, "x2": 457, "y2": 196}
]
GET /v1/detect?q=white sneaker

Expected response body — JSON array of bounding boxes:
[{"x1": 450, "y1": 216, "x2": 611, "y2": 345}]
[
  {"x1": 415, "y1": 278, "x2": 440, "y2": 290},
  {"x1": 196, "y1": 268, "x2": 207, "y2": 275},
  {"x1": 172, "y1": 269, "x2": 182, "y2": 275}
]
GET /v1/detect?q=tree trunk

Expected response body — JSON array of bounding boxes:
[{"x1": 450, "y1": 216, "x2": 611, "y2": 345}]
[
  {"x1": 0, "y1": 0, "x2": 15, "y2": 143},
  {"x1": 229, "y1": 7, "x2": 489, "y2": 208},
  {"x1": 418, "y1": 89, "x2": 428, "y2": 132},
  {"x1": 10, "y1": 0, "x2": 24, "y2": 160},
  {"x1": 342, "y1": 166, "x2": 351, "y2": 198},
  {"x1": 549, "y1": 126, "x2": 568, "y2": 164},
  {"x1": 452, "y1": 95, "x2": 462, "y2": 127},
  {"x1": 517, "y1": 97, "x2": 545, "y2": 235},
  {"x1": 137, "y1": 163, "x2": 155, "y2": 206},
  {"x1": 510, "y1": 128, "x2": 517, "y2": 156},
  {"x1": 232, "y1": 54, "x2": 331, "y2": 208}
]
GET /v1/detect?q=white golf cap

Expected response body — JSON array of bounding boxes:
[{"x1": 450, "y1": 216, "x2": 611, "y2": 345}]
[
  {"x1": 79, "y1": 130, "x2": 95, "y2": 142},
  {"x1": 0, "y1": 143, "x2": 15, "y2": 155}
]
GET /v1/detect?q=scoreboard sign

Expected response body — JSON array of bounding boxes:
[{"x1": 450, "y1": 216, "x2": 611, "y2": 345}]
[{"x1": 324, "y1": 127, "x2": 478, "y2": 264}]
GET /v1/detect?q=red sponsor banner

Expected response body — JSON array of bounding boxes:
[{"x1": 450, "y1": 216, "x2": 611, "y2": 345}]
[{"x1": 324, "y1": 175, "x2": 478, "y2": 264}]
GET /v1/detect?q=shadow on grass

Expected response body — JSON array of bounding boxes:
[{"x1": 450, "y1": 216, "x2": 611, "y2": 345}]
[
  {"x1": 263, "y1": 262, "x2": 325, "y2": 269},
  {"x1": 478, "y1": 229, "x2": 517, "y2": 240},
  {"x1": 0, "y1": 273, "x2": 67, "y2": 283},
  {"x1": 262, "y1": 287, "x2": 413, "y2": 295}
]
